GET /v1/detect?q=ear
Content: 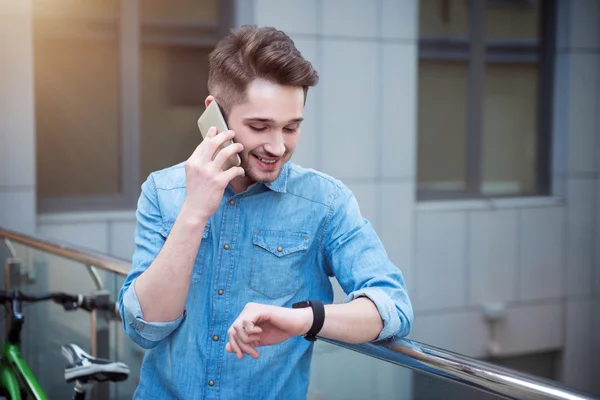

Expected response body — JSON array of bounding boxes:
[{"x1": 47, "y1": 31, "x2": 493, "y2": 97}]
[{"x1": 205, "y1": 95, "x2": 215, "y2": 108}]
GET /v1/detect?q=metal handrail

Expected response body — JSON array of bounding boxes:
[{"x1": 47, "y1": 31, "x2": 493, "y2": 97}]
[
  {"x1": 0, "y1": 227, "x2": 130, "y2": 276},
  {"x1": 320, "y1": 337, "x2": 596, "y2": 400},
  {"x1": 0, "y1": 226, "x2": 597, "y2": 400}
]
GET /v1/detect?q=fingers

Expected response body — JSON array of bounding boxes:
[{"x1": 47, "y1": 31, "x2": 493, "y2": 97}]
[
  {"x1": 213, "y1": 142, "x2": 243, "y2": 169},
  {"x1": 226, "y1": 318, "x2": 263, "y2": 360},
  {"x1": 236, "y1": 321, "x2": 262, "y2": 342},
  {"x1": 227, "y1": 326, "x2": 259, "y2": 359},
  {"x1": 190, "y1": 128, "x2": 234, "y2": 162},
  {"x1": 234, "y1": 326, "x2": 259, "y2": 358},
  {"x1": 243, "y1": 320, "x2": 262, "y2": 347},
  {"x1": 191, "y1": 126, "x2": 217, "y2": 157},
  {"x1": 226, "y1": 304, "x2": 270, "y2": 360},
  {"x1": 243, "y1": 319, "x2": 262, "y2": 334},
  {"x1": 211, "y1": 130, "x2": 236, "y2": 152},
  {"x1": 227, "y1": 328, "x2": 244, "y2": 360},
  {"x1": 234, "y1": 324, "x2": 252, "y2": 343},
  {"x1": 206, "y1": 126, "x2": 218, "y2": 139},
  {"x1": 223, "y1": 166, "x2": 245, "y2": 181}
]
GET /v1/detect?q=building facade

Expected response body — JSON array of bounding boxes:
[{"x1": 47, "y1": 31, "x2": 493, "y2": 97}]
[{"x1": 0, "y1": 0, "x2": 598, "y2": 398}]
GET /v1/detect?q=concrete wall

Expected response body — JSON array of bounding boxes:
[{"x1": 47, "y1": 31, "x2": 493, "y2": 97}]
[
  {"x1": 408, "y1": 0, "x2": 600, "y2": 395},
  {"x1": 0, "y1": 0, "x2": 36, "y2": 234},
  {"x1": 243, "y1": 1, "x2": 418, "y2": 398},
  {"x1": 555, "y1": 0, "x2": 600, "y2": 392}
]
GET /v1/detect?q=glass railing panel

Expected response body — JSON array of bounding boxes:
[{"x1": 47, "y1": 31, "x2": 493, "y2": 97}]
[
  {"x1": 2, "y1": 227, "x2": 596, "y2": 400},
  {"x1": 0, "y1": 238, "x2": 137, "y2": 399},
  {"x1": 109, "y1": 272, "x2": 144, "y2": 399},
  {"x1": 413, "y1": 369, "x2": 508, "y2": 400},
  {"x1": 1, "y1": 242, "x2": 54, "y2": 392},
  {"x1": 10, "y1": 246, "x2": 114, "y2": 398},
  {"x1": 309, "y1": 340, "x2": 415, "y2": 399}
]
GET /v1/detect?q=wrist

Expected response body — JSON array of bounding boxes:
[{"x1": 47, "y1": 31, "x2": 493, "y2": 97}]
[
  {"x1": 179, "y1": 202, "x2": 210, "y2": 228},
  {"x1": 296, "y1": 307, "x2": 313, "y2": 336},
  {"x1": 292, "y1": 300, "x2": 325, "y2": 341}
]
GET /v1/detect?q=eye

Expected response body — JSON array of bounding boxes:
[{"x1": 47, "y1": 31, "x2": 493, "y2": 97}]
[
  {"x1": 249, "y1": 125, "x2": 267, "y2": 132},
  {"x1": 283, "y1": 125, "x2": 299, "y2": 133}
]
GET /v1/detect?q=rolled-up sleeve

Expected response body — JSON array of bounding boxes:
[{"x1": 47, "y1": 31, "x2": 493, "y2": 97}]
[
  {"x1": 322, "y1": 185, "x2": 414, "y2": 341},
  {"x1": 122, "y1": 279, "x2": 186, "y2": 347},
  {"x1": 118, "y1": 175, "x2": 185, "y2": 349}
]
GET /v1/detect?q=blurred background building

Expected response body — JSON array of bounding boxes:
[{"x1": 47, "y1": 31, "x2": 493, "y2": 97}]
[{"x1": 0, "y1": 0, "x2": 599, "y2": 398}]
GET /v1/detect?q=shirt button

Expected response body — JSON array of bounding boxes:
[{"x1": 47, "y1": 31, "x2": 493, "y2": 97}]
[
  {"x1": 224, "y1": 244, "x2": 230, "y2": 250},
  {"x1": 213, "y1": 335, "x2": 219, "y2": 341},
  {"x1": 218, "y1": 289, "x2": 224, "y2": 295},
  {"x1": 277, "y1": 246, "x2": 283, "y2": 252},
  {"x1": 229, "y1": 199, "x2": 235, "y2": 205},
  {"x1": 208, "y1": 380, "x2": 215, "y2": 387}
]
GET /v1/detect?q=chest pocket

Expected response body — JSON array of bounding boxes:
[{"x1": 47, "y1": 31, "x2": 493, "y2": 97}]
[
  {"x1": 250, "y1": 230, "x2": 309, "y2": 299},
  {"x1": 161, "y1": 220, "x2": 210, "y2": 283}
]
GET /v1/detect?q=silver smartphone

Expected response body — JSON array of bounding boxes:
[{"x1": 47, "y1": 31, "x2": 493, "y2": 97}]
[{"x1": 197, "y1": 101, "x2": 242, "y2": 171}]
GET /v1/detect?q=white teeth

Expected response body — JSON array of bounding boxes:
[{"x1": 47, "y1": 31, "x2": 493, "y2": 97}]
[{"x1": 259, "y1": 158, "x2": 276, "y2": 164}]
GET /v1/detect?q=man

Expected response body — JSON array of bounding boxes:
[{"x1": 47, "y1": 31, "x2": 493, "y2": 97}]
[{"x1": 119, "y1": 25, "x2": 413, "y2": 400}]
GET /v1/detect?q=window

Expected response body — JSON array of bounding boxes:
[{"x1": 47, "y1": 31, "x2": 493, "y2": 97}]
[
  {"x1": 34, "y1": 0, "x2": 233, "y2": 212},
  {"x1": 417, "y1": 0, "x2": 555, "y2": 200}
]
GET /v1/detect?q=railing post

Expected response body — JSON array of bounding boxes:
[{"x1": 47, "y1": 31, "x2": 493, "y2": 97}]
[
  {"x1": 4, "y1": 257, "x2": 21, "y2": 292},
  {"x1": 3, "y1": 238, "x2": 20, "y2": 292},
  {"x1": 90, "y1": 289, "x2": 111, "y2": 400},
  {"x1": 3, "y1": 257, "x2": 21, "y2": 338}
]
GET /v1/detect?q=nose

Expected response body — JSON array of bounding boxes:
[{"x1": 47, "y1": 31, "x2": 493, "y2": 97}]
[{"x1": 263, "y1": 131, "x2": 286, "y2": 157}]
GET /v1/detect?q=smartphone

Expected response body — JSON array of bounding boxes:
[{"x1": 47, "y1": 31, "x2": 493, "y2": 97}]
[{"x1": 197, "y1": 101, "x2": 242, "y2": 171}]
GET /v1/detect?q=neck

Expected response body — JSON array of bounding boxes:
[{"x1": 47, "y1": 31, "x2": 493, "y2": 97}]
[{"x1": 229, "y1": 175, "x2": 255, "y2": 194}]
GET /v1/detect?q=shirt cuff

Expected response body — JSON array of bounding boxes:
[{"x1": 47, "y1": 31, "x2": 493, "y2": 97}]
[
  {"x1": 122, "y1": 280, "x2": 186, "y2": 343},
  {"x1": 344, "y1": 287, "x2": 400, "y2": 341}
]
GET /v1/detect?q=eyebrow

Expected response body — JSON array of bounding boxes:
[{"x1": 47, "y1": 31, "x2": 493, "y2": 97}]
[{"x1": 243, "y1": 117, "x2": 304, "y2": 124}]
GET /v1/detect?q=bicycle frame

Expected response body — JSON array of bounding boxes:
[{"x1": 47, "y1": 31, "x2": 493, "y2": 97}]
[
  {"x1": 0, "y1": 342, "x2": 47, "y2": 400},
  {"x1": 0, "y1": 291, "x2": 48, "y2": 400},
  {"x1": 0, "y1": 290, "x2": 121, "y2": 399}
]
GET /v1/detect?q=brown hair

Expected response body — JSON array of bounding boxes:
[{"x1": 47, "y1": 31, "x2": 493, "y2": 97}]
[{"x1": 207, "y1": 25, "x2": 319, "y2": 115}]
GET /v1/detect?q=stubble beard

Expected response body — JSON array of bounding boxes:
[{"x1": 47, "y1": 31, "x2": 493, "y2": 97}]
[{"x1": 240, "y1": 150, "x2": 294, "y2": 184}]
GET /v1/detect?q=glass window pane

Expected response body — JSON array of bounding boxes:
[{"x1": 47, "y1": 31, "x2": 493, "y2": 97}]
[
  {"x1": 141, "y1": 0, "x2": 219, "y2": 22},
  {"x1": 419, "y1": 0, "x2": 470, "y2": 37},
  {"x1": 140, "y1": 45, "x2": 211, "y2": 182},
  {"x1": 482, "y1": 63, "x2": 539, "y2": 195},
  {"x1": 417, "y1": 61, "x2": 468, "y2": 192},
  {"x1": 33, "y1": 0, "x2": 118, "y2": 19},
  {"x1": 486, "y1": 0, "x2": 540, "y2": 40},
  {"x1": 482, "y1": 0, "x2": 543, "y2": 196},
  {"x1": 139, "y1": 0, "x2": 228, "y2": 181},
  {"x1": 33, "y1": 1, "x2": 120, "y2": 198}
]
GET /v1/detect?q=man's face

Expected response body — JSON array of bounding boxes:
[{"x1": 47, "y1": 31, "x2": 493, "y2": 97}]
[{"x1": 226, "y1": 79, "x2": 304, "y2": 185}]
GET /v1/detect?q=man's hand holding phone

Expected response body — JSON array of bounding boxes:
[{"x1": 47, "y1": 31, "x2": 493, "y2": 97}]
[{"x1": 181, "y1": 127, "x2": 245, "y2": 222}]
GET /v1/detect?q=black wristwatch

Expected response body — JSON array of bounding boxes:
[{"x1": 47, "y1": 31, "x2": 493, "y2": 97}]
[{"x1": 292, "y1": 300, "x2": 325, "y2": 342}]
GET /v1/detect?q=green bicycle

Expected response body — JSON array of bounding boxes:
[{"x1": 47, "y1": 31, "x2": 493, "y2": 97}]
[{"x1": 0, "y1": 289, "x2": 129, "y2": 400}]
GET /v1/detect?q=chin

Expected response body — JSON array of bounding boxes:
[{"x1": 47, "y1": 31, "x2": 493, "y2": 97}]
[
  {"x1": 248, "y1": 169, "x2": 280, "y2": 184},
  {"x1": 242, "y1": 163, "x2": 282, "y2": 183},
  {"x1": 241, "y1": 152, "x2": 293, "y2": 184}
]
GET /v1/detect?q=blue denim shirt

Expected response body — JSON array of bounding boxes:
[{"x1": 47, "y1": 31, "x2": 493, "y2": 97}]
[{"x1": 119, "y1": 161, "x2": 413, "y2": 400}]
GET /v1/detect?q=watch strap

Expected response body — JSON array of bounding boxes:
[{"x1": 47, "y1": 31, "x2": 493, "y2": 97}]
[{"x1": 292, "y1": 300, "x2": 325, "y2": 341}]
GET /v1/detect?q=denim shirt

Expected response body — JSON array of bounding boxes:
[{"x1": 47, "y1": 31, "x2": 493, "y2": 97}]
[{"x1": 119, "y1": 161, "x2": 413, "y2": 400}]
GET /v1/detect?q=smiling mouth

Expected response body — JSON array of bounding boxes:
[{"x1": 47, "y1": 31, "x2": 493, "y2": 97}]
[{"x1": 253, "y1": 154, "x2": 280, "y2": 168}]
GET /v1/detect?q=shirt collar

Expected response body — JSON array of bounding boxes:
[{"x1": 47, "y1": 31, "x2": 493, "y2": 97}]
[{"x1": 264, "y1": 162, "x2": 289, "y2": 193}]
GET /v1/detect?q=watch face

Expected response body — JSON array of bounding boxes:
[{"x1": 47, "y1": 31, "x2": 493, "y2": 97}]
[{"x1": 292, "y1": 300, "x2": 310, "y2": 309}]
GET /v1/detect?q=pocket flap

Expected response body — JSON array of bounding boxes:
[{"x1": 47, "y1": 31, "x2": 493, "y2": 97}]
[{"x1": 252, "y1": 230, "x2": 309, "y2": 257}]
